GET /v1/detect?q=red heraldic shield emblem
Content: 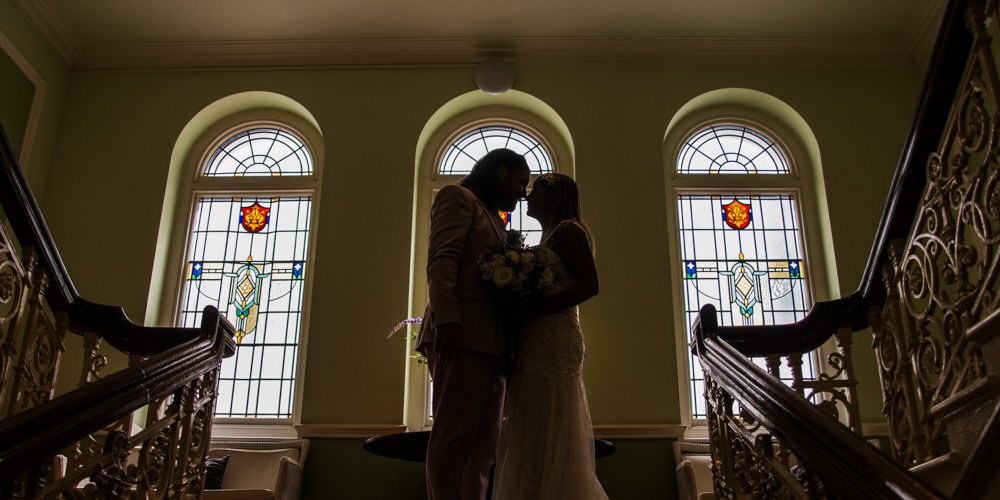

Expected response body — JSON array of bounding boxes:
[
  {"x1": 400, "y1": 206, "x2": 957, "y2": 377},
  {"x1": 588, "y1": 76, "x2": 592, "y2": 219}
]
[
  {"x1": 722, "y1": 199, "x2": 751, "y2": 230},
  {"x1": 241, "y1": 202, "x2": 271, "y2": 233}
]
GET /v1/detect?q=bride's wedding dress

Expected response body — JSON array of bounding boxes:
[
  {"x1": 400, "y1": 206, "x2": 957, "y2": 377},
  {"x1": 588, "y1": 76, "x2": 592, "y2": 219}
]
[{"x1": 492, "y1": 243, "x2": 609, "y2": 500}]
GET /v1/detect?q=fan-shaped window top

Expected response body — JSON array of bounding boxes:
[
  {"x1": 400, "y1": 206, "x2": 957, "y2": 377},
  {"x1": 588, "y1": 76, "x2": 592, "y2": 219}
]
[
  {"x1": 439, "y1": 125, "x2": 553, "y2": 175},
  {"x1": 204, "y1": 127, "x2": 313, "y2": 177},
  {"x1": 677, "y1": 125, "x2": 789, "y2": 174}
]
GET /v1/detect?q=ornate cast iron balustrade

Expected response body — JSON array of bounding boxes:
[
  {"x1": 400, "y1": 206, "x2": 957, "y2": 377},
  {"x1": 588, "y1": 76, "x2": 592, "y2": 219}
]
[
  {"x1": 0, "y1": 124, "x2": 237, "y2": 498},
  {"x1": 718, "y1": 295, "x2": 869, "y2": 437},
  {"x1": 693, "y1": 304, "x2": 944, "y2": 499},
  {"x1": 872, "y1": 0, "x2": 999, "y2": 469},
  {"x1": 0, "y1": 309, "x2": 234, "y2": 498}
]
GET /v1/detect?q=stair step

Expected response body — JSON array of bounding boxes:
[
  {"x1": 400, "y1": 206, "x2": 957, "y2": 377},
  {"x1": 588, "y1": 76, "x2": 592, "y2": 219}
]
[
  {"x1": 930, "y1": 375, "x2": 999, "y2": 423},
  {"x1": 967, "y1": 310, "x2": 1000, "y2": 377},
  {"x1": 967, "y1": 308, "x2": 1000, "y2": 344},
  {"x1": 910, "y1": 452, "x2": 962, "y2": 496},
  {"x1": 931, "y1": 375, "x2": 998, "y2": 459}
]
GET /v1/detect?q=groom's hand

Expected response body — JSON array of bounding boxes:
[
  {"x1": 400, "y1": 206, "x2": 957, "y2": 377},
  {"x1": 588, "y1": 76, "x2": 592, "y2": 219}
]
[{"x1": 435, "y1": 323, "x2": 462, "y2": 363}]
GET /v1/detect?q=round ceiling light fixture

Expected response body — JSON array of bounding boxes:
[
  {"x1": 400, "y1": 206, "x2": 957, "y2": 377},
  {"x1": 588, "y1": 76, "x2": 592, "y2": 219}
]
[{"x1": 474, "y1": 59, "x2": 515, "y2": 95}]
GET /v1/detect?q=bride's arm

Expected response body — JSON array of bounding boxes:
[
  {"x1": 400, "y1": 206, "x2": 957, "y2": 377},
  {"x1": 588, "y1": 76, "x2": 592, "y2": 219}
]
[{"x1": 519, "y1": 222, "x2": 599, "y2": 320}]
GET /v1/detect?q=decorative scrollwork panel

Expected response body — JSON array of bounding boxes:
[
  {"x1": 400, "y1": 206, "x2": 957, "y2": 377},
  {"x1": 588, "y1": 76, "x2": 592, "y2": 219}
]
[
  {"x1": 24, "y1": 369, "x2": 226, "y2": 499},
  {"x1": 705, "y1": 375, "x2": 817, "y2": 499},
  {"x1": 873, "y1": 0, "x2": 1000, "y2": 467},
  {"x1": 756, "y1": 336, "x2": 864, "y2": 436}
]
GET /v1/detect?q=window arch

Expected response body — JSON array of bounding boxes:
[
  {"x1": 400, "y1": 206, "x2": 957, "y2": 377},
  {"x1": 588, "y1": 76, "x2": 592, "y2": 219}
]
[
  {"x1": 664, "y1": 89, "x2": 838, "y2": 426},
  {"x1": 438, "y1": 124, "x2": 554, "y2": 176},
  {"x1": 150, "y1": 92, "x2": 323, "y2": 422},
  {"x1": 677, "y1": 124, "x2": 790, "y2": 174},
  {"x1": 203, "y1": 127, "x2": 313, "y2": 177}
]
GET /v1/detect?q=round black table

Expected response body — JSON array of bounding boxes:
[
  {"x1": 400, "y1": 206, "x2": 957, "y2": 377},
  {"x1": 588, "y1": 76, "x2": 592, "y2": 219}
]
[{"x1": 363, "y1": 430, "x2": 616, "y2": 462}]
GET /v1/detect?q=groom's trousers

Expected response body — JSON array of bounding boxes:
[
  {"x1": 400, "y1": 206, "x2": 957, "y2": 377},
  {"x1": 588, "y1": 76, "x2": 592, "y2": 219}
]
[{"x1": 425, "y1": 347, "x2": 506, "y2": 500}]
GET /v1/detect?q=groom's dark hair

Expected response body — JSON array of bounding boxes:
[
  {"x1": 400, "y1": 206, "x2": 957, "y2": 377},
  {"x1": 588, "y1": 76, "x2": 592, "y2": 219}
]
[{"x1": 460, "y1": 148, "x2": 530, "y2": 207}]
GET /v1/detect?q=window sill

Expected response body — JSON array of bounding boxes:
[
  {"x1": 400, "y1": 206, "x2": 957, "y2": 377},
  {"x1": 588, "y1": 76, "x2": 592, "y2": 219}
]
[{"x1": 210, "y1": 419, "x2": 298, "y2": 439}]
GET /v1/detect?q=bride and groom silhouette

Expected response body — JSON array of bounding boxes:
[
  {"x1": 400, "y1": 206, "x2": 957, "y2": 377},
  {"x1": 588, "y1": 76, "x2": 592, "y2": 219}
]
[{"x1": 416, "y1": 148, "x2": 608, "y2": 500}]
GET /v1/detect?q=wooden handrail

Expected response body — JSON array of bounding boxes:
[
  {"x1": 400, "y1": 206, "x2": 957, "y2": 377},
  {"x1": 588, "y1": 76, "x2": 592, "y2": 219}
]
[
  {"x1": 0, "y1": 305, "x2": 235, "y2": 480},
  {"x1": 706, "y1": 0, "x2": 970, "y2": 350},
  {"x1": 0, "y1": 122, "x2": 238, "y2": 495},
  {"x1": 858, "y1": 0, "x2": 970, "y2": 303},
  {"x1": 0, "y1": 125, "x2": 197, "y2": 358},
  {"x1": 693, "y1": 304, "x2": 945, "y2": 499},
  {"x1": 719, "y1": 1, "x2": 972, "y2": 356},
  {"x1": 716, "y1": 293, "x2": 866, "y2": 356},
  {"x1": 0, "y1": 119, "x2": 234, "y2": 374},
  {"x1": 0, "y1": 126, "x2": 77, "y2": 306}
]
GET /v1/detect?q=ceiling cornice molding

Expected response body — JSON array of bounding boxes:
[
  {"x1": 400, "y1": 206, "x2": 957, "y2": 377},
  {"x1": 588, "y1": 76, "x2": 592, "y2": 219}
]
[
  {"x1": 71, "y1": 36, "x2": 915, "y2": 71},
  {"x1": 11, "y1": 0, "x2": 80, "y2": 66}
]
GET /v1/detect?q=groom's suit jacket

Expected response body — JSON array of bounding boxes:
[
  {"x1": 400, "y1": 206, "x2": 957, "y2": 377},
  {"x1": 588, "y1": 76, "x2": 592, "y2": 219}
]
[{"x1": 417, "y1": 184, "x2": 507, "y2": 356}]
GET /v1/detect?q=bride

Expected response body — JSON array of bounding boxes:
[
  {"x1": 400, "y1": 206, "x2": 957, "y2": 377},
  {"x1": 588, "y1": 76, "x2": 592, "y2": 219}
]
[{"x1": 492, "y1": 173, "x2": 608, "y2": 499}]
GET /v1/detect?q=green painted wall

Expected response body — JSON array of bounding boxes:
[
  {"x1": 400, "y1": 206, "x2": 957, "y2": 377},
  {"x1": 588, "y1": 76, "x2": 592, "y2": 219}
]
[
  {"x1": 0, "y1": 44, "x2": 33, "y2": 156},
  {"x1": 36, "y1": 65, "x2": 919, "y2": 426},
  {"x1": 0, "y1": 7, "x2": 925, "y2": 494},
  {"x1": 0, "y1": 0, "x2": 69, "y2": 199}
]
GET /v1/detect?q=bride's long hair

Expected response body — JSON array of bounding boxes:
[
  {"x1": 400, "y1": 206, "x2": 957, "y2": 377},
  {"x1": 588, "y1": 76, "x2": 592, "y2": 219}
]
[{"x1": 534, "y1": 173, "x2": 594, "y2": 250}]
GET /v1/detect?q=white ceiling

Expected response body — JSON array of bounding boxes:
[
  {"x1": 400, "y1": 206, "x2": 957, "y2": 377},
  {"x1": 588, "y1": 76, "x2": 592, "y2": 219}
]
[{"x1": 12, "y1": 0, "x2": 947, "y2": 70}]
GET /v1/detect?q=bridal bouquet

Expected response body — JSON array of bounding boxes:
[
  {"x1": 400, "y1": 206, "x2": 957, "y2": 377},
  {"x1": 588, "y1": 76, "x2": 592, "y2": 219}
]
[{"x1": 478, "y1": 230, "x2": 556, "y2": 303}]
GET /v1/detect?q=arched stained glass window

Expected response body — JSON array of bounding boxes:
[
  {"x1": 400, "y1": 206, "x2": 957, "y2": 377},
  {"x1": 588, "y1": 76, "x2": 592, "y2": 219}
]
[
  {"x1": 204, "y1": 127, "x2": 313, "y2": 177},
  {"x1": 675, "y1": 124, "x2": 816, "y2": 420},
  {"x1": 677, "y1": 124, "x2": 790, "y2": 174},
  {"x1": 439, "y1": 125, "x2": 553, "y2": 176},
  {"x1": 180, "y1": 124, "x2": 315, "y2": 418}
]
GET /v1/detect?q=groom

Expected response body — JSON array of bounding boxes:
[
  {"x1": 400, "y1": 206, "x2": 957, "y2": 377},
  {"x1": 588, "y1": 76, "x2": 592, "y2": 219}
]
[{"x1": 417, "y1": 148, "x2": 531, "y2": 500}]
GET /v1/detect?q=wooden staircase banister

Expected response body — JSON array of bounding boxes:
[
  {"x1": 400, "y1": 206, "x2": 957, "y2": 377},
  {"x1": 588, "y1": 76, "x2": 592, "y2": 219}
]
[
  {"x1": 0, "y1": 126, "x2": 77, "y2": 307},
  {"x1": 0, "y1": 122, "x2": 237, "y2": 495},
  {"x1": 0, "y1": 307, "x2": 236, "y2": 481},
  {"x1": 694, "y1": 304, "x2": 945, "y2": 499},
  {"x1": 0, "y1": 306, "x2": 235, "y2": 480},
  {"x1": 1, "y1": 125, "x2": 208, "y2": 358},
  {"x1": 858, "y1": 0, "x2": 971, "y2": 304},
  {"x1": 710, "y1": 0, "x2": 970, "y2": 355},
  {"x1": 68, "y1": 299, "x2": 207, "y2": 356},
  {"x1": 716, "y1": 293, "x2": 867, "y2": 357}
]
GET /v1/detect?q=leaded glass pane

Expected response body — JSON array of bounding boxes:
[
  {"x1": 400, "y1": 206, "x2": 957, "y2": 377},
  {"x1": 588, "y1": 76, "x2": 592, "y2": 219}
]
[
  {"x1": 204, "y1": 128, "x2": 313, "y2": 177},
  {"x1": 677, "y1": 193, "x2": 814, "y2": 418},
  {"x1": 180, "y1": 195, "x2": 312, "y2": 418},
  {"x1": 438, "y1": 125, "x2": 553, "y2": 176},
  {"x1": 677, "y1": 125, "x2": 789, "y2": 174}
]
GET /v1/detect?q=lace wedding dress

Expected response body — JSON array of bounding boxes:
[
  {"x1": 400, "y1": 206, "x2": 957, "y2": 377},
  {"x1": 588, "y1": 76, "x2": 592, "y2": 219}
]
[{"x1": 492, "y1": 243, "x2": 608, "y2": 500}]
